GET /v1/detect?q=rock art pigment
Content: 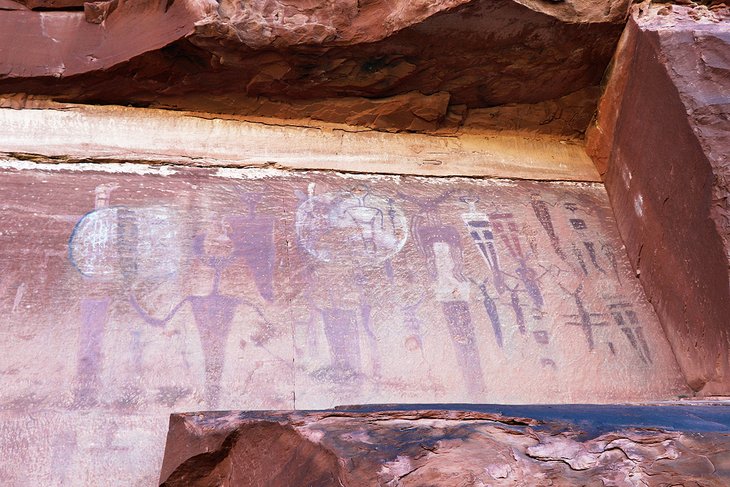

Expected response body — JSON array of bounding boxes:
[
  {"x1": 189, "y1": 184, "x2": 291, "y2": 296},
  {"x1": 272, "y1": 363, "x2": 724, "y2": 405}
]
[
  {"x1": 0, "y1": 0, "x2": 728, "y2": 485},
  {"x1": 0, "y1": 162, "x2": 689, "y2": 485}
]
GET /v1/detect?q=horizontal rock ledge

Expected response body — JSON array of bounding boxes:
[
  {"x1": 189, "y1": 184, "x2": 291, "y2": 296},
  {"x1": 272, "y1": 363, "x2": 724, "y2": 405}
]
[
  {"x1": 0, "y1": 102, "x2": 601, "y2": 181},
  {"x1": 0, "y1": 0, "x2": 630, "y2": 133},
  {"x1": 160, "y1": 404, "x2": 730, "y2": 486}
]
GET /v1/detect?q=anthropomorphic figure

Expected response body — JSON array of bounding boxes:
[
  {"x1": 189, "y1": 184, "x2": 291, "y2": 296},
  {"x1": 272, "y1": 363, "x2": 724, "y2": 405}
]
[
  {"x1": 295, "y1": 184, "x2": 408, "y2": 387},
  {"x1": 400, "y1": 191, "x2": 486, "y2": 400},
  {"x1": 129, "y1": 212, "x2": 274, "y2": 408}
]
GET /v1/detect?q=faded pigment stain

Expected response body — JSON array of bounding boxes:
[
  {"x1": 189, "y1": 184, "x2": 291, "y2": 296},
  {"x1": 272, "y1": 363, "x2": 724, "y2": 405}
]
[{"x1": 0, "y1": 166, "x2": 688, "y2": 486}]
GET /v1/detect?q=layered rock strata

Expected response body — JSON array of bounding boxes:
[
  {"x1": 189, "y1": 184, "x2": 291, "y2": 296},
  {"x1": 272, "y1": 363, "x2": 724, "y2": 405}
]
[
  {"x1": 0, "y1": 102, "x2": 602, "y2": 181},
  {"x1": 0, "y1": 0, "x2": 630, "y2": 134},
  {"x1": 160, "y1": 405, "x2": 730, "y2": 486}
]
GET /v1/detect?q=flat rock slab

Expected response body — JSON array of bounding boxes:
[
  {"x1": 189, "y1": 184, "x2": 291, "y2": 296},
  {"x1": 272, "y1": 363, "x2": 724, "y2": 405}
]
[
  {"x1": 0, "y1": 162, "x2": 686, "y2": 408},
  {"x1": 0, "y1": 161, "x2": 688, "y2": 484},
  {"x1": 0, "y1": 103, "x2": 601, "y2": 181},
  {"x1": 160, "y1": 404, "x2": 730, "y2": 486}
]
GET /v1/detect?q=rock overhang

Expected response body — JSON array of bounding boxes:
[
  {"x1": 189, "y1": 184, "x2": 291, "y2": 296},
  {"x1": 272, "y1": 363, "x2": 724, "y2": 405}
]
[{"x1": 0, "y1": 0, "x2": 632, "y2": 134}]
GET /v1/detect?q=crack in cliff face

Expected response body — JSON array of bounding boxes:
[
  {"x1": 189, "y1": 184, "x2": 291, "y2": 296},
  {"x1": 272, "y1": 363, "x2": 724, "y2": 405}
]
[{"x1": 0, "y1": 151, "x2": 603, "y2": 184}]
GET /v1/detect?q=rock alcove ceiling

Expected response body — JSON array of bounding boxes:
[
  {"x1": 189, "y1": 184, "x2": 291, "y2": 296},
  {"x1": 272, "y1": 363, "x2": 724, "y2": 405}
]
[{"x1": 0, "y1": 0, "x2": 636, "y2": 135}]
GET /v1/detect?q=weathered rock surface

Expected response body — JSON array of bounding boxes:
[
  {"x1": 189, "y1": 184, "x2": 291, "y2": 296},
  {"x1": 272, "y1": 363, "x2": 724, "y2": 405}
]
[
  {"x1": 586, "y1": 4, "x2": 730, "y2": 394},
  {"x1": 160, "y1": 404, "x2": 730, "y2": 486},
  {"x1": 0, "y1": 160, "x2": 689, "y2": 485},
  {"x1": 462, "y1": 87, "x2": 602, "y2": 138},
  {"x1": 0, "y1": 101, "x2": 602, "y2": 181},
  {"x1": 0, "y1": 0, "x2": 630, "y2": 133}
]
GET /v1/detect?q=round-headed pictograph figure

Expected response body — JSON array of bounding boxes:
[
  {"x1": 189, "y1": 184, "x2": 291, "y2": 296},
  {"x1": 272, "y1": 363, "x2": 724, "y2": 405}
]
[
  {"x1": 295, "y1": 186, "x2": 408, "y2": 266},
  {"x1": 69, "y1": 206, "x2": 181, "y2": 280}
]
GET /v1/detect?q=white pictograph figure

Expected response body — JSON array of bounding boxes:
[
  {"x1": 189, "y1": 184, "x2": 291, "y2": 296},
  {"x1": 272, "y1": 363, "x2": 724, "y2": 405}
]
[
  {"x1": 341, "y1": 187, "x2": 386, "y2": 254},
  {"x1": 295, "y1": 184, "x2": 408, "y2": 385},
  {"x1": 68, "y1": 184, "x2": 184, "y2": 407},
  {"x1": 296, "y1": 184, "x2": 408, "y2": 266},
  {"x1": 398, "y1": 190, "x2": 487, "y2": 400}
]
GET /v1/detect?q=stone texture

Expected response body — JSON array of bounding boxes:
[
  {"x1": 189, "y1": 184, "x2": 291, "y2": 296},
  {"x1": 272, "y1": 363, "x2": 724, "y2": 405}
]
[
  {"x1": 0, "y1": 161, "x2": 688, "y2": 484},
  {"x1": 586, "y1": 4, "x2": 730, "y2": 394},
  {"x1": 0, "y1": 102, "x2": 601, "y2": 181},
  {"x1": 0, "y1": 0, "x2": 28, "y2": 8},
  {"x1": 0, "y1": 0, "x2": 630, "y2": 133},
  {"x1": 462, "y1": 87, "x2": 602, "y2": 138},
  {"x1": 14, "y1": 0, "x2": 84, "y2": 8},
  {"x1": 159, "y1": 405, "x2": 730, "y2": 486}
]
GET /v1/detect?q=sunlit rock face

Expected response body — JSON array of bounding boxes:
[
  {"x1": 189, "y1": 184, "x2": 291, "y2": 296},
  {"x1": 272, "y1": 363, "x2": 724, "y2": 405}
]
[
  {"x1": 587, "y1": 3, "x2": 730, "y2": 394},
  {"x1": 0, "y1": 0, "x2": 630, "y2": 134},
  {"x1": 0, "y1": 1, "x2": 728, "y2": 486},
  {"x1": 159, "y1": 406, "x2": 730, "y2": 487},
  {"x1": 0, "y1": 164, "x2": 688, "y2": 485}
]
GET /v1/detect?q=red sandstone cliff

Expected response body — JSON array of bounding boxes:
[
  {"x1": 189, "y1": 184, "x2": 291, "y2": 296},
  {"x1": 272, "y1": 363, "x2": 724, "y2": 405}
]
[
  {"x1": 0, "y1": 0, "x2": 631, "y2": 134},
  {"x1": 587, "y1": 3, "x2": 730, "y2": 394}
]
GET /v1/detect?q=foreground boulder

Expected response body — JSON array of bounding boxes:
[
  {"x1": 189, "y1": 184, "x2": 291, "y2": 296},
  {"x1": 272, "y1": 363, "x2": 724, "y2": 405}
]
[{"x1": 160, "y1": 404, "x2": 730, "y2": 486}]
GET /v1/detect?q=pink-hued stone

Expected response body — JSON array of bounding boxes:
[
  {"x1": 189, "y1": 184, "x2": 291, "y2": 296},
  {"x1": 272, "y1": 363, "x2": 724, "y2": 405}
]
[
  {"x1": 0, "y1": 0, "x2": 629, "y2": 133},
  {"x1": 158, "y1": 406, "x2": 730, "y2": 486},
  {"x1": 0, "y1": 163, "x2": 687, "y2": 484},
  {"x1": 586, "y1": 4, "x2": 730, "y2": 394}
]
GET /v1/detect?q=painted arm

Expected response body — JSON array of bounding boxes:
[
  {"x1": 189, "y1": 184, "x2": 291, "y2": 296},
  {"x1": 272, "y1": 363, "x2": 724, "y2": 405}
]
[{"x1": 129, "y1": 292, "x2": 189, "y2": 328}]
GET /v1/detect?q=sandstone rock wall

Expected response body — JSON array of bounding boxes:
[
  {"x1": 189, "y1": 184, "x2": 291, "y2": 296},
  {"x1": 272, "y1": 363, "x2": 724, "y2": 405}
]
[
  {"x1": 587, "y1": 4, "x2": 730, "y2": 394},
  {"x1": 0, "y1": 1, "x2": 728, "y2": 485},
  {"x1": 160, "y1": 406, "x2": 730, "y2": 486},
  {"x1": 0, "y1": 160, "x2": 688, "y2": 485},
  {"x1": 0, "y1": 0, "x2": 630, "y2": 134}
]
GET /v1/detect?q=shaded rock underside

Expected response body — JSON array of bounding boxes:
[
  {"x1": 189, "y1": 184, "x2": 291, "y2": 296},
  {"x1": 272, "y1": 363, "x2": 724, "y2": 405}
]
[{"x1": 0, "y1": 0, "x2": 633, "y2": 135}]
